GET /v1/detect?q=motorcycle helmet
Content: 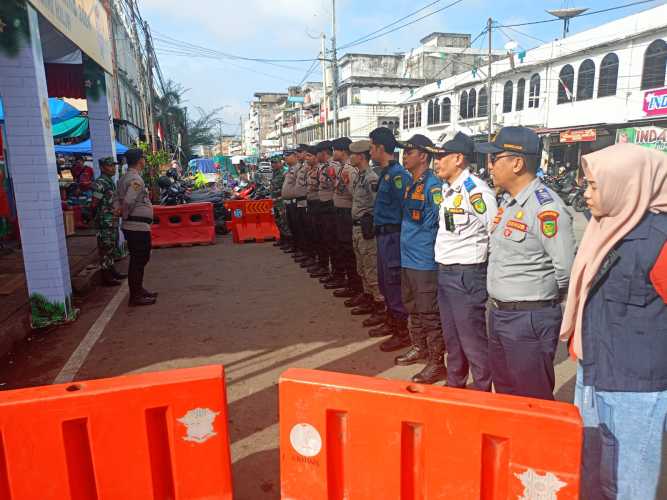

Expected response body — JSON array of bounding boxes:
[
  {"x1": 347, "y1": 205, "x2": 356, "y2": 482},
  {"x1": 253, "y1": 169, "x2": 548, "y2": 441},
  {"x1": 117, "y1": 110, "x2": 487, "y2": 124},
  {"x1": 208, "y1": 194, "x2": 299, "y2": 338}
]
[
  {"x1": 166, "y1": 168, "x2": 179, "y2": 180},
  {"x1": 157, "y1": 175, "x2": 174, "y2": 189}
]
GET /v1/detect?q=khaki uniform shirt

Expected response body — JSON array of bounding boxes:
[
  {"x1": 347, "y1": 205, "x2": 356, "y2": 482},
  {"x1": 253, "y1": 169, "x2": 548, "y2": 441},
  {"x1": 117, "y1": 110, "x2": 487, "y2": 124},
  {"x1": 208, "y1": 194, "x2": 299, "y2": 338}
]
[
  {"x1": 118, "y1": 168, "x2": 154, "y2": 232},
  {"x1": 351, "y1": 166, "x2": 378, "y2": 221},
  {"x1": 333, "y1": 161, "x2": 356, "y2": 209},
  {"x1": 306, "y1": 163, "x2": 320, "y2": 201}
]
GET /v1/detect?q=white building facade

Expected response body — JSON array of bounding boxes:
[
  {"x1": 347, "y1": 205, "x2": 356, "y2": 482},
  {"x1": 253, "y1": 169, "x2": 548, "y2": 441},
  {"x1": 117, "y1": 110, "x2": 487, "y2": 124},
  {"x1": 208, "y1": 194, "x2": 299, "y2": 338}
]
[{"x1": 400, "y1": 5, "x2": 667, "y2": 171}]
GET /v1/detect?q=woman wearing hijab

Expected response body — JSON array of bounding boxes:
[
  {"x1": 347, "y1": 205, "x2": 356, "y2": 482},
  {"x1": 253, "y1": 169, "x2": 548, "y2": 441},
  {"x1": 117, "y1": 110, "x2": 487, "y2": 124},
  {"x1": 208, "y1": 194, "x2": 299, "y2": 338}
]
[{"x1": 560, "y1": 144, "x2": 667, "y2": 499}]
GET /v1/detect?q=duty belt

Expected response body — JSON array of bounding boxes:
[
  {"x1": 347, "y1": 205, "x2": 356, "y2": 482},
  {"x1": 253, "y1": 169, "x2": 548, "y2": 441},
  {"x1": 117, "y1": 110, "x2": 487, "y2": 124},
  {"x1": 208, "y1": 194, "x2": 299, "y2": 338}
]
[
  {"x1": 294, "y1": 196, "x2": 307, "y2": 202},
  {"x1": 439, "y1": 263, "x2": 487, "y2": 272},
  {"x1": 126, "y1": 216, "x2": 153, "y2": 224},
  {"x1": 489, "y1": 298, "x2": 559, "y2": 311},
  {"x1": 375, "y1": 223, "x2": 401, "y2": 235}
]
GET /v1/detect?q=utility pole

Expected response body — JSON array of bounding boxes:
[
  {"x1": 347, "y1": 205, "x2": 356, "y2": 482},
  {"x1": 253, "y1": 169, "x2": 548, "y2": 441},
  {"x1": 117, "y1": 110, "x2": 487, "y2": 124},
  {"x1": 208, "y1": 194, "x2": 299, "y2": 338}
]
[
  {"x1": 128, "y1": 0, "x2": 150, "y2": 146},
  {"x1": 331, "y1": 0, "x2": 339, "y2": 138},
  {"x1": 487, "y1": 17, "x2": 493, "y2": 141},
  {"x1": 320, "y1": 33, "x2": 328, "y2": 139},
  {"x1": 143, "y1": 20, "x2": 157, "y2": 151}
]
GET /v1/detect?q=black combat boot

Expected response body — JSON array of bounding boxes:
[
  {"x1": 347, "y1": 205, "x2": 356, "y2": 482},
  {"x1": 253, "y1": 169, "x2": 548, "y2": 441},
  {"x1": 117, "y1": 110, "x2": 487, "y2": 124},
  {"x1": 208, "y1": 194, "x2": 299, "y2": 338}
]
[
  {"x1": 333, "y1": 287, "x2": 357, "y2": 298},
  {"x1": 110, "y1": 267, "x2": 127, "y2": 280},
  {"x1": 310, "y1": 268, "x2": 330, "y2": 278},
  {"x1": 394, "y1": 345, "x2": 429, "y2": 366},
  {"x1": 141, "y1": 288, "x2": 159, "y2": 299},
  {"x1": 344, "y1": 293, "x2": 368, "y2": 308},
  {"x1": 300, "y1": 258, "x2": 317, "y2": 268},
  {"x1": 129, "y1": 295, "x2": 156, "y2": 306},
  {"x1": 379, "y1": 318, "x2": 411, "y2": 352},
  {"x1": 323, "y1": 277, "x2": 347, "y2": 290},
  {"x1": 320, "y1": 274, "x2": 336, "y2": 284},
  {"x1": 101, "y1": 269, "x2": 121, "y2": 287},
  {"x1": 368, "y1": 314, "x2": 394, "y2": 337},
  {"x1": 411, "y1": 351, "x2": 447, "y2": 384},
  {"x1": 351, "y1": 296, "x2": 375, "y2": 315},
  {"x1": 362, "y1": 302, "x2": 386, "y2": 326}
]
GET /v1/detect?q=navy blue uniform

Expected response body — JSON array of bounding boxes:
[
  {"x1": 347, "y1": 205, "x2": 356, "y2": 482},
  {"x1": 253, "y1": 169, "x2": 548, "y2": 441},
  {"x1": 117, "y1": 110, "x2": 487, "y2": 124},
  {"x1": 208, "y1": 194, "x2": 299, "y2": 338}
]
[{"x1": 374, "y1": 160, "x2": 411, "y2": 320}]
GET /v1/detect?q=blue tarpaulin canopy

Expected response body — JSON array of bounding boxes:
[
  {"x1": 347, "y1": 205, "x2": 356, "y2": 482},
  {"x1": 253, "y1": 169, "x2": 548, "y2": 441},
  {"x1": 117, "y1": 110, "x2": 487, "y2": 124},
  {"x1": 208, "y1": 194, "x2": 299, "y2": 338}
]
[
  {"x1": 0, "y1": 98, "x2": 80, "y2": 124},
  {"x1": 188, "y1": 158, "x2": 218, "y2": 174},
  {"x1": 54, "y1": 139, "x2": 129, "y2": 155}
]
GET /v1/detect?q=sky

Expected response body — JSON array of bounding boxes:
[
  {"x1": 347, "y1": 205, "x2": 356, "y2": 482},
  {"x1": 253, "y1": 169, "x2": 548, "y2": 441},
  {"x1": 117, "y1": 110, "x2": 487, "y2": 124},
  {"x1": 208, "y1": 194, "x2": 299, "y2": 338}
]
[{"x1": 140, "y1": 0, "x2": 667, "y2": 135}]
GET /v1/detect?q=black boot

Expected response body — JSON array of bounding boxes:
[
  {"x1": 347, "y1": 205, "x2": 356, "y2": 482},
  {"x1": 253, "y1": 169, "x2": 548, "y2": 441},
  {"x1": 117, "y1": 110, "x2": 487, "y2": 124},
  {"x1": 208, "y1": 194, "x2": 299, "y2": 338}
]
[
  {"x1": 320, "y1": 274, "x2": 336, "y2": 284},
  {"x1": 351, "y1": 299, "x2": 376, "y2": 315},
  {"x1": 310, "y1": 268, "x2": 329, "y2": 278},
  {"x1": 333, "y1": 287, "x2": 357, "y2": 298},
  {"x1": 394, "y1": 345, "x2": 429, "y2": 366},
  {"x1": 379, "y1": 318, "x2": 411, "y2": 352},
  {"x1": 101, "y1": 269, "x2": 121, "y2": 287},
  {"x1": 300, "y1": 258, "x2": 317, "y2": 268},
  {"x1": 110, "y1": 267, "x2": 127, "y2": 280},
  {"x1": 362, "y1": 302, "x2": 386, "y2": 326},
  {"x1": 129, "y1": 295, "x2": 156, "y2": 306},
  {"x1": 344, "y1": 293, "x2": 368, "y2": 308},
  {"x1": 368, "y1": 314, "x2": 394, "y2": 337},
  {"x1": 411, "y1": 351, "x2": 447, "y2": 384},
  {"x1": 142, "y1": 288, "x2": 159, "y2": 299}
]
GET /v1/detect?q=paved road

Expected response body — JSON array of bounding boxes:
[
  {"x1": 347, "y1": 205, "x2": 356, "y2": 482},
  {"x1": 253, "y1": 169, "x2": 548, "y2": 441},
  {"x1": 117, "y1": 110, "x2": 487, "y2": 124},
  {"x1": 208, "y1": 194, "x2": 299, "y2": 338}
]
[{"x1": 0, "y1": 231, "x2": 585, "y2": 499}]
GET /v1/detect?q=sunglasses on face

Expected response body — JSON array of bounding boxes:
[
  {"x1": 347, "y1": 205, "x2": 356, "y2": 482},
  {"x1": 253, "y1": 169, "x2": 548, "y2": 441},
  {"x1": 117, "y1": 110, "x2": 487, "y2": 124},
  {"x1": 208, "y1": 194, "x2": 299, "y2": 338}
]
[{"x1": 489, "y1": 152, "x2": 522, "y2": 164}]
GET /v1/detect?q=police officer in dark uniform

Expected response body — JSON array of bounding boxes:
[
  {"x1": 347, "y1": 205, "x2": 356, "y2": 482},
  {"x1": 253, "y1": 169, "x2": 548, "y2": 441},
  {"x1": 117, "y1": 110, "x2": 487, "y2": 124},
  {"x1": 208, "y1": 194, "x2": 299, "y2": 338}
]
[
  {"x1": 313, "y1": 141, "x2": 340, "y2": 284},
  {"x1": 368, "y1": 127, "x2": 411, "y2": 346},
  {"x1": 281, "y1": 148, "x2": 299, "y2": 253},
  {"x1": 392, "y1": 135, "x2": 446, "y2": 383},
  {"x1": 303, "y1": 146, "x2": 324, "y2": 273},
  {"x1": 478, "y1": 127, "x2": 575, "y2": 399},
  {"x1": 117, "y1": 148, "x2": 157, "y2": 306},
  {"x1": 292, "y1": 145, "x2": 312, "y2": 263}
]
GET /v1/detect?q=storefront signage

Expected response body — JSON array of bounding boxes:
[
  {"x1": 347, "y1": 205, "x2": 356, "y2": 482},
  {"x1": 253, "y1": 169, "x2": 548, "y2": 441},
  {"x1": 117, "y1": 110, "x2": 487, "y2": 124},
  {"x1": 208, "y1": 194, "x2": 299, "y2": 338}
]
[
  {"x1": 560, "y1": 129, "x2": 597, "y2": 143},
  {"x1": 28, "y1": 0, "x2": 113, "y2": 74},
  {"x1": 643, "y1": 87, "x2": 667, "y2": 117},
  {"x1": 287, "y1": 96, "x2": 305, "y2": 104},
  {"x1": 616, "y1": 126, "x2": 667, "y2": 152}
]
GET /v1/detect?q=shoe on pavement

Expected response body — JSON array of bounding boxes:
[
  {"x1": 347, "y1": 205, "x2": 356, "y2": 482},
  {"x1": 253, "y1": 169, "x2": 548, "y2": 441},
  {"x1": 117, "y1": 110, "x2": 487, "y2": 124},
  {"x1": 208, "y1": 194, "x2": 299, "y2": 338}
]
[
  {"x1": 351, "y1": 301, "x2": 375, "y2": 315},
  {"x1": 128, "y1": 295, "x2": 156, "y2": 307},
  {"x1": 319, "y1": 274, "x2": 336, "y2": 284},
  {"x1": 394, "y1": 345, "x2": 428, "y2": 366},
  {"x1": 310, "y1": 269, "x2": 330, "y2": 278},
  {"x1": 367, "y1": 317, "x2": 393, "y2": 337},
  {"x1": 344, "y1": 293, "x2": 368, "y2": 308},
  {"x1": 110, "y1": 267, "x2": 127, "y2": 280},
  {"x1": 101, "y1": 269, "x2": 121, "y2": 287},
  {"x1": 411, "y1": 352, "x2": 447, "y2": 384},
  {"x1": 333, "y1": 287, "x2": 357, "y2": 298},
  {"x1": 323, "y1": 280, "x2": 347, "y2": 290},
  {"x1": 142, "y1": 288, "x2": 159, "y2": 299},
  {"x1": 379, "y1": 333, "x2": 411, "y2": 352}
]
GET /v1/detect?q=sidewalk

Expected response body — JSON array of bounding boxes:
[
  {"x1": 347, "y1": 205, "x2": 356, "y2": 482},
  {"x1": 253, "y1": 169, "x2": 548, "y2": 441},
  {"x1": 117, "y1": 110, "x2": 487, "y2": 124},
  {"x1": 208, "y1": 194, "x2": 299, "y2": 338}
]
[{"x1": 0, "y1": 232, "x2": 100, "y2": 357}]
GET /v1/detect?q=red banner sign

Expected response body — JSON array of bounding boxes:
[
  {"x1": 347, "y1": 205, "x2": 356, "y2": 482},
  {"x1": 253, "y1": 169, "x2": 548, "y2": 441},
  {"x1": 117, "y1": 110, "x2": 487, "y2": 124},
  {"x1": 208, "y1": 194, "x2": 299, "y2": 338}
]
[{"x1": 560, "y1": 129, "x2": 597, "y2": 143}]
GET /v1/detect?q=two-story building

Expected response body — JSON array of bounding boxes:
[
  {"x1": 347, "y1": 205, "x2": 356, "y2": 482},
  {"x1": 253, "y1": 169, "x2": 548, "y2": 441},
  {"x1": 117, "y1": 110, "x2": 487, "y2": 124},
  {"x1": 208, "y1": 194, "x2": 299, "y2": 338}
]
[{"x1": 400, "y1": 4, "x2": 667, "y2": 171}]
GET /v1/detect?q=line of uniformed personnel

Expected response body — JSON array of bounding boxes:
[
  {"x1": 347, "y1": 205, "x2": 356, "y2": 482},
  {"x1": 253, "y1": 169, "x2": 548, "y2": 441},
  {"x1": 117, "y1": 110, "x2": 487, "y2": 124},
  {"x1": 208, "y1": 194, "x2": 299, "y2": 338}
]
[{"x1": 272, "y1": 125, "x2": 576, "y2": 400}]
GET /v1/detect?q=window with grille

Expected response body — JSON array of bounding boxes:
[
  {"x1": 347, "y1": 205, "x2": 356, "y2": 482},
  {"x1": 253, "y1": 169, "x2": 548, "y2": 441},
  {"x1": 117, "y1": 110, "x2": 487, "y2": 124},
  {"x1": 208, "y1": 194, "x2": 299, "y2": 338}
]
[
  {"x1": 577, "y1": 59, "x2": 595, "y2": 101},
  {"x1": 468, "y1": 89, "x2": 477, "y2": 118},
  {"x1": 641, "y1": 40, "x2": 667, "y2": 90},
  {"x1": 427, "y1": 100, "x2": 434, "y2": 125},
  {"x1": 529, "y1": 74, "x2": 540, "y2": 108},
  {"x1": 433, "y1": 98, "x2": 441, "y2": 124},
  {"x1": 459, "y1": 92, "x2": 468, "y2": 119},
  {"x1": 403, "y1": 108, "x2": 409, "y2": 129},
  {"x1": 503, "y1": 81, "x2": 513, "y2": 113},
  {"x1": 415, "y1": 103, "x2": 422, "y2": 127},
  {"x1": 442, "y1": 98, "x2": 451, "y2": 123},
  {"x1": 598, "y1": 53, "x2": 619, "y2": 97},
  {"x1": 558, "y1": 65, "x2": 575, "y2": 104},
  {"x1": 478, "y1": 88, "x2": 488, "y2": 117},
  {"x1": 516, "y1": 78, "x2": 525, "y2": 111}
]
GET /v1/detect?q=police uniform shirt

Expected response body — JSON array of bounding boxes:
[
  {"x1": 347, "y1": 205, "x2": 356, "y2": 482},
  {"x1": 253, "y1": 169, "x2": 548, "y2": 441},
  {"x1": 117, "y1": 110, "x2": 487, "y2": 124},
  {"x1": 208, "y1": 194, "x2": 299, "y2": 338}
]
[
  {"x1": 306, "y1": 163, "x2": 320, "y2": 201},
  {"x1": 281, "y1": 163, "x2": 297, "y2": 199},
  {"x1": 400, "y1": 169, "x2": 442, "y2": 271},
  {"x1": 318, "y1": 160, "x2": 337, "y2": 202},
  {"x1": 333, "y1": 161, "x2": 357, "y2": 209},
  {"x1": 487, "y1": 178, "x2": 575, "y2": 302},
  {"x1": 118, "y1": 168, "x2": 153, "y2": 232},
  {"x1": 373, "y1": 160, "x2": 411, "y2": 226},
  {"x1": 351, "y1": 166, "x2": 378, "y2": 221},
  {"x1": 435, "y1": 169, "x2": 498, "y2": 265},
  {"x1": 293, "y1": 162, "x2": 309, "y2": 205}
]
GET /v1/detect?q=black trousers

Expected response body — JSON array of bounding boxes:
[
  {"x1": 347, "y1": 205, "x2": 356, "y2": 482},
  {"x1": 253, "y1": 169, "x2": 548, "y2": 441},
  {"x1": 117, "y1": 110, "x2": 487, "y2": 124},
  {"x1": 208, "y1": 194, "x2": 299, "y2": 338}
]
[
  {"x1": 122, "y1": 229, "x2": 151, "y2": 298},
  {"x1": 320, "y1": 202, "x2": 337, "y2": 274},
  {"x1": 286, "y1": 203, "x2": 299, "y2": 249},
  {"x1": 401, "y1": 268, "x2": 444, "y2": 353},
  {"x1": 296, "y1": 205, "x2": 311, "y2": 255},
  {"x1": 335, "y1": 207, "x2": 360, "y2": 287}
]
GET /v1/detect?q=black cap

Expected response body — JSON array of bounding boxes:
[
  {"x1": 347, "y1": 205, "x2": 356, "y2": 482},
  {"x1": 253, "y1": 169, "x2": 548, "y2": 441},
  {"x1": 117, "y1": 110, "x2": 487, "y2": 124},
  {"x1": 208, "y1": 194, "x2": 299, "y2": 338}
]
[
  {"x1": 316, "y1": 140, "x2": 333, "y2": 153},
  {"x1": 283, "y1": 148, "x2": 297, "y2": 156},
  {"x1": 125, "y1": 148, "x2": 145, "y2": 166},
  {"x1": 397, "y1": 134, "x2": 434, "y2": 152},
  {"x1": 429, "y1": 132, "x2": 475, "y2": 156},
  {"x1": 296, "y1": 144, "x2": 308, "y2": 152},
  {"x1": 332, "y1": 137, "x2": 352, "y2": 152},
  {"x1": 476, "y1": 126, "x2": 540, "y2": 155},
  {"x1": 369, "y1": 127, "x2": 397, "y2": 153},
  {"x1": 98, "y1": 156, "x2": 118, "y2": 167},
  {"x1": 305, "y1": 145, "x2": 319, "y2": 155}
]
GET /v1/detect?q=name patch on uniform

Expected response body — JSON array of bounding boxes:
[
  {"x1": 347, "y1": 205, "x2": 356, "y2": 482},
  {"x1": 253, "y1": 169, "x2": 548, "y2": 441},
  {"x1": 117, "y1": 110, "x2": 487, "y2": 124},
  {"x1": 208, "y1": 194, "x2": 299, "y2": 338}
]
[
  {"x1": 453, "y1": 194, "x2": 463, "y2": 207},
  {"x1": 415, "y1": 184, "x2": 424, "y2": 195},
  {"x1": 411, "y1": 210, "x2": 422, "y2": 221},
  {"x1": 492, "y1": 207, "x2": 505, "y2": 225},
  {"x1": 506, "y1": 219, "x2": 528, "y2": 232},
  {"x1": 448, "y1": 207, "x2": 464, "y2": 214},
  {"x1": 131, "y1": 181, "x2": 142, "y2": 191},
  {"x1": 431, "y1": 187, "x2": 443, "y2": 205},
  {"x1": 411, "y1": 192, "x2": 425, "y2": 201},
  {"x1": 394, "y1": 175, "x2": 403, "y2": 189},
  {"x1": 535, "y1": 188, "x2": 554, "y2": 206},
  {"x1": 537, "y1": 210, "x2": 559, "y2": 238},
  {"x1": 470, "y1": 193, "x2": 487, "y2": 214},
  {"x1": 463, "y1": 177, "x2": 477, "y2": 192}
]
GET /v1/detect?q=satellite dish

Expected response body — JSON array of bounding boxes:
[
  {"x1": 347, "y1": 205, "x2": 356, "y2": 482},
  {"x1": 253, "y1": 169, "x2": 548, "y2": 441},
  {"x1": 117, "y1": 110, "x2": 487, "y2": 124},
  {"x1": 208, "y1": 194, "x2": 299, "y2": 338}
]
[
  {"x1": 547, "y1": 7, "x2": 589, "y2": 37},
  {"x1": 504, "y1": 41, "x2": 518, "y2": 51}
]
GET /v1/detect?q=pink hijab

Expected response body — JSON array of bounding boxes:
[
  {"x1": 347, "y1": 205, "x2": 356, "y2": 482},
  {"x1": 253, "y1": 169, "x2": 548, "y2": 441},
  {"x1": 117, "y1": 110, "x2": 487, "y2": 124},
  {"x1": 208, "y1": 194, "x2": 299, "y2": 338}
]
[{"x1": 560, "y1": 144, "x2": 667, "y2": 358}]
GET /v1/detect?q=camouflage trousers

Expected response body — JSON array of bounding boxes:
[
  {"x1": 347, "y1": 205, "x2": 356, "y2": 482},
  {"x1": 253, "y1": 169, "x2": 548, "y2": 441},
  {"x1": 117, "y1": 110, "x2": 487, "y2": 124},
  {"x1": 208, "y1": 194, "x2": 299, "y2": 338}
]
[
  {"x1": 352, "y1": 226, "x2": 383, "y2": 302},
  {"x1": 273, "y1": 199, "x2": 291, "y2": 238},
  {"x1": 97, "y1": 227, "x2": 118, "y2": 271}
]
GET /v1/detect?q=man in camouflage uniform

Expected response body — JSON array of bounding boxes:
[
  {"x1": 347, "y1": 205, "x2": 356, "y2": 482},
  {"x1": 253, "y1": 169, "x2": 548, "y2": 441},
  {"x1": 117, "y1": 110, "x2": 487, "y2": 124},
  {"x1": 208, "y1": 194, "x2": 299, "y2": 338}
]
[
  {"x1": 269, "y1": 155, "x2": 291, "y2": 248},
  {"x1": 91, "y1": 157, "x2": 126, "y2": 286}
]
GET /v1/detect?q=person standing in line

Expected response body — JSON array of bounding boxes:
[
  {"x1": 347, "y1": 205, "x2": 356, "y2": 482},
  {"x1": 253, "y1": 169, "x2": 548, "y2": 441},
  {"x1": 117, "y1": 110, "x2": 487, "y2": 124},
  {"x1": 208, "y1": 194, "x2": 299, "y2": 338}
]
[
  {"x1": 392, "y1": 135, "x2": 446, "y2": 384},
  {"x1": 292, "y1": 145, "x2": 312, "y2": 263},
  {"x1": 269, "y1": 155, "x2": 290, "y2": 248},
  {"x1": 348, "y1": 140, "x2": 385, "y2": 327},
  {"x1": 316, "y1": 141, "x2": 343, "y2": 287},
  {"x1": 117, "y1": 148, "x2": 157, "y2": 306},
  {"x1": 478, "y1": 127, "x2": 575, "y2": 399},
  {"x1": 560, "y1": 144, "x2": 667, "y2": 500},
  {"x1": 281, "y1": 149, "x2": 299, "y2": 254},
  {"x1": 304, "y1": 146, "x2": 323, "y2": 274},
  {"x1": 431, "y1": 132, "x2": 497, "y2": 391},
  {"x1": 332, "y1": 137, "x2": 363, "y2": 299},
  {"x1": 91, "y1": 157, "x2": 127, "y2": 287},
  {"x1": 367, "y1": 127, "x2": 411, "y2": 348}
]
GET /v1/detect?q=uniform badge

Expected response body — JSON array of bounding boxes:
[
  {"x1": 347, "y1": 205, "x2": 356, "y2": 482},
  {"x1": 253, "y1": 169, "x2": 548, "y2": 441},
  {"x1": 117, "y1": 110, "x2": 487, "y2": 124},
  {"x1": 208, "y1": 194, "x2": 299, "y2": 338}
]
[
  {"x1": 384, "y1": 174, "x2": 390, "y2": 181},
  {"x1": 463, "y1": 177, "x2": 476, "y2": 192},
  {"x1": 535, "y1": 188, "x2": 554, "y2": 206},
  {"x1": 515, "y1": 210, "x2": 524, "y2": 219},
  {"x1": 470, "y1": 193, "x2": 486, "y2": 214},
  {"x1": 415, "y1": 184, "x2": 424, "y2": 195},
  {"x1": 411, "y1": 210, "x2": 421, "y2": 221},
  {"x1": 538, "y1": 210, "x2": 559, "y2": 238},
  {"x1": 448, "y1": 207, "x2": 464, "y2": 214},
  {"x1": 131, "y1": 181, "x2": 142, "y2": 192},
  {"x1": 506, "y1": 219, "x2": 528, "y2": 232},
  {"x1": 453, "y1": 194, "x2": 463, "y2": 208},
  {"x1": 492, "y1": 207, "x2": 505, "y2": 225},
  {"x1": 394, "y1": 175, "x2": 403, "y2": 189},
  {"x1": 503, "y1": 228, "x2": 512, "y2": 238},
  {"x1": 431, "y1": 188, "x2": 442, "y2": 205}
]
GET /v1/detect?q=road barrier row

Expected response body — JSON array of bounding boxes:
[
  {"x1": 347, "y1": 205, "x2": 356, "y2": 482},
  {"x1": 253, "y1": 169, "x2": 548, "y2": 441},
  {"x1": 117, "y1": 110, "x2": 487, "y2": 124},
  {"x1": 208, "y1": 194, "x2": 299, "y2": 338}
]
[
  {"x1": 224, "y1": 199, "x2": 279, "y2": 243},
  {"x1": 151, "y1": 202, "x2": 216, "y2": 248}
]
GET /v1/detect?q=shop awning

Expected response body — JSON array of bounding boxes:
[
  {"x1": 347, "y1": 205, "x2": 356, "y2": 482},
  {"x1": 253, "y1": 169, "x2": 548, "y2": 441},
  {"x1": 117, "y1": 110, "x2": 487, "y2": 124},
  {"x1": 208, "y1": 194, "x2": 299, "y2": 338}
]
[
  {"x1": 54, "y1": 139, "x2": 129, "y2": 155},
  {"x1": 52, "y1": 116, "x2": 88, "y2": 140},
  {"x1": 0, "y1": 98, "x2": 81, "y2": 124}
]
